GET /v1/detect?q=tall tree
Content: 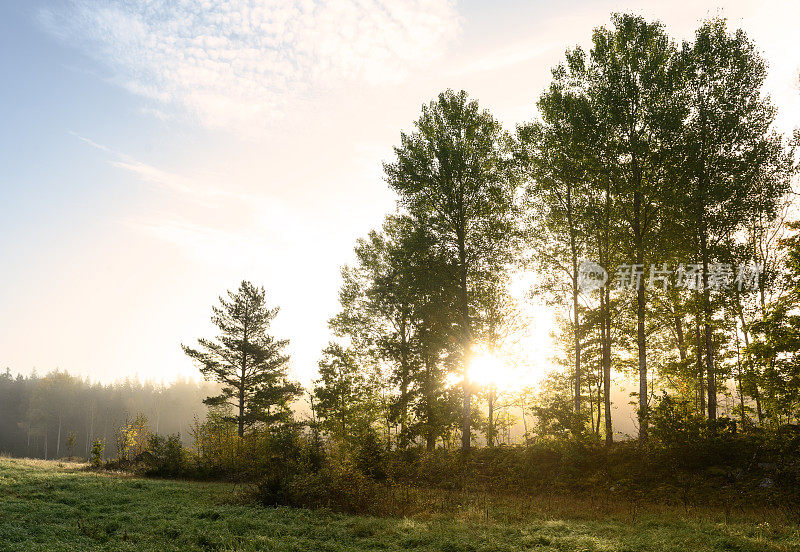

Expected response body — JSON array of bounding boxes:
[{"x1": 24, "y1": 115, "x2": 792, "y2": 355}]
[
  {"x1": 748, "y1": 221, "x2": 800, "y2": 423},
  {"x1": 384, "y1": 89, "x2": 520, "y2": 450},
  {"x1": 380, "y1": 215, "x2": 457, "y2": 450},
  {"x1": 518, "y1": 47, "x2": 598, "y2": 418},
  {"x1": 680, "y1": 19, "x2": 792, "y2": 420},
  {"x1": 183, "y1": 281, "x2": 300, "y2": 437},
  {"x1": 330, "y1": 214, "x2": 459, "y2": 450},
  {"x1": 589, "y1": 14, "x2": 686, "y2": 441}
]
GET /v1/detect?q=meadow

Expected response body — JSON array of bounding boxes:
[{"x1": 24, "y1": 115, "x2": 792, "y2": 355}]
[{"x1": 1, "y1": 457, "x2": 798, "y2": 552}]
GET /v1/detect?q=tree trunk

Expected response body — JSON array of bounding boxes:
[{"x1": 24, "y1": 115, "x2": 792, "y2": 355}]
[
  {"x1": 238, "y1": 324, "x2": 249, "y2": 438},
  {"x1": 573, "y1": 275, "x2": 581, "y2": 416},
  {"x1": 488, "y1": 386, "x2": 495, "y2": 447},
  {"x1": 735, "y1": 331, "x2": 747, "y2": 425},
  {"x1": 238, "y1": 383, "x2": 245, "y2": 438},
  {"x1": 457, "y1": 228, "x2": 472, "y2": 451},
  {"x1": 700, "y1": 234, "x2": 716, "y2": 421},
  {"x1": 399, "y1": 314, "x2": 410, "y2": 448},
  {"x1": 634, "y1": 190, "x2": 647, "y2": 443},
  {"x1": 421, "y1": 341, "x2": 437, "y2": 452},
  {"x1": 696, "y1": 318, "x2": 705, "y2": 416},
  {"x1": 601, "y1": 181, "x2": 613, "y2": 446},
  {"x1": 637, "y1": 279, "x2": 647, "y2": 443},
  {"x1": 673, "y1": 292, "x2": 687, "y2": 363},
  {"x1": 56, "y1": 414, "x2": 62, "y2": 458},
  {"x1": 568, "y1": 184, "x2": 581, "y2": 416},
  {"x1": 603, "y1": 287, "x2": 613, "y2": 445}
]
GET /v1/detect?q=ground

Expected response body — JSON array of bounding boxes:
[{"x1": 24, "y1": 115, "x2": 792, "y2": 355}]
[{"x1": 0, "y1": 458, "x2": 798, "y2": 552}]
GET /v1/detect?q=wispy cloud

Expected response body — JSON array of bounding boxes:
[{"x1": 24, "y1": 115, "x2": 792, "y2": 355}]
[
  {"x1": 449, "y1": 39, "x2": 558, "y2": 77},
  {"x1": 71, "y1": 131, "x2": 314, "y2": 263},
  {"x1": 42, "y1": 1, "x2": 461, "y2": 130},
  {"x1": 70, "y1": 130, "x2": 239, "y2": 200}
]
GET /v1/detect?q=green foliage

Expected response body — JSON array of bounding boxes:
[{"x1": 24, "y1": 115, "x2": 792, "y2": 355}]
[
  {"x1": 746, "y1": 221, "x2": 800, "y2": 423},
  {"x1": 532, "y1": 394, "x2": 591, "y2": 441},
  {"x1": 187, "y1": 410, "x2": 240, "y2": 477},
  {"x1": 187, "y1": 413, "x2": 319, "y2": 481},
  {"x1": 313, "y1": 343, "x2": 377, "y2": 445},
  {"x1": 384, "y1": 89, "x2": 521, "y2": 449},
  {"x1": 183, "y1": 281, "x2": 302, "y2": 437},
  {"x1": 650, "y1": 393, "x2": 705, "y2": 448},
  {"x1": 64, "y1": 431, "x2": 77, "y2": 459},
  {"x1": 146, "y1": 434, "x2": 187, "y2": 477},
  {"x1": 516, "y1": 12, "x2": 797, "y2": 442},
  {"x1": 0, "y1": 370, "x2": 215, "y2": 461},
  {"x1": 89, "y1": 439, "x2": 104, "y2": 468},
  {"x1": 354, "y1": 428, "x2": 386, "y2": 481}
]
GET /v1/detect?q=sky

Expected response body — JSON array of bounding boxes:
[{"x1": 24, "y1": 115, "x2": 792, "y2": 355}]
[{"x1": 1, "y1": 0, "x2": 798, "y2": 387}]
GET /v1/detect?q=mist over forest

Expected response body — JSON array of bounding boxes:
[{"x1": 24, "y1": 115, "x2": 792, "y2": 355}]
[{"x1": 0, "y1": 370, "x2": 218, "y2": 459}]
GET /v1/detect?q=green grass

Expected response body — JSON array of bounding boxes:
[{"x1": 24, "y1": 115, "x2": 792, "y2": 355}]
[{"x1": 1, "y1": 458, "x2": 798, "y2": 552}]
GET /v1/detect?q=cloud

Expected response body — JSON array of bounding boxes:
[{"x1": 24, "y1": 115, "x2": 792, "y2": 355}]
[
  {"x1": 70, "y1": 130, "x2": 243, "y2": 200},
  {"x1": 70, "y1": 131, "x2": 315, "y2": 265},
  {"x1": 449, "y1": 39, "x2": 558, "y2": 77},
  {"x1": 41, "y1": 0, "x2": 461, "y2": 130}
]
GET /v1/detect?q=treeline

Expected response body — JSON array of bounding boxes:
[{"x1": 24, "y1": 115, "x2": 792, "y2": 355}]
[
  {"x1": 0, "y1": 369, "x2": 214, "y2": 460},
  {"x1": 308, "y1": 14, "x2": 799, "y2": 453}
]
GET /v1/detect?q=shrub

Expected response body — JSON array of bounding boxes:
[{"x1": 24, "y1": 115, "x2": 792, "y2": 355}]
[
  {"x1": 115, "y1": 413, "x2": 150, "y2": 461},
  {"x1": 354, "y1": 428, "x2": 386, "y2": 480},
  {"x1": 252, "y1": 463, "x2": 394, "y2": 515},
  {"x1": 145, "y1": 434, "x2": 187, "y2": 477},
  {"x1": 65, "y1": 431, "x2": 77, "y2": 459},
  {"x1": 90, "y1": 438, "x2": 105, "y2": 467}
]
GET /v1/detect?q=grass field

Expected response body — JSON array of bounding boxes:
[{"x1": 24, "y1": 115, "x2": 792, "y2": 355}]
[{"x1": 1, "y1": 457, "x2": 798, "y2": 552}]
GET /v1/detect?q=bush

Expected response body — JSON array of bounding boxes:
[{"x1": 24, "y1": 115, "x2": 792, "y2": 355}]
[
  {"x1": 145, "y1": 434, "x2": 187, "y2": 477},
  {"x1": 252, "y1": 463, "x2": 396, "y2": 515},
  {"x1": 115, "y1": 413, "x2": 150, "y2": 461},
  {"x1": 354, "y1": 429, "x2": 386, "y2": 480},
  {"x1": 90, "y1": 439, "x2": 105, "y2": 468}
]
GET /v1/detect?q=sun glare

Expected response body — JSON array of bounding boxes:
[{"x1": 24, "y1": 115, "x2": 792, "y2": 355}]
[{"x1": 467, "y1": 347, "x2": 517, "y2": 390}]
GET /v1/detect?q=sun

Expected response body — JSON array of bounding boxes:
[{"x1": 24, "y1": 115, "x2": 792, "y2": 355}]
[{"x1": 467, "y1": 347, "x2": 517, "y2": 390}]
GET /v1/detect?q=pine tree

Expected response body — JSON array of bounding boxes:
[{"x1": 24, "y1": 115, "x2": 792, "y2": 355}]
[{"x1": 183, "y1": 281, "x2": 301, "y2": 437}]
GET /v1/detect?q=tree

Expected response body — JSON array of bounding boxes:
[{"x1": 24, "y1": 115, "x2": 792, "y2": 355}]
[
  {"x1": 115, "y1": 413, "x2": 150, "y2": 461},
  {"x1": 313, "y1": 343, "x2": 377, "y2": 444},
  {"x1": 747, "y1": 221, "x2": 800, "y2": 423},
  {"x1": 326, "y1": 214, "x2": 459, "y2": 450},
  {"x1": 384, "y1": 89, "x2": 520, "y2": 450},
  {"x1": 369, "y1": 215, "x2": 459, "y2": 449},
  {"x1": 26, "y1": 371, "x2": 81, "y2": 459},
  {"x1": 679, "y1": 19, "x2": 792, "y2": 420},
  {"x1": 65, "y1": 431, "x2": 77, "y2": 459},
  {"x1": 0, "y1": 370, "x2": 218, "y2": 460},
  {"x1": 183, "y1": 281, "x2": 301, "y2": 437},
  {"x1": 518, "y1": 47, "x2": 598, "y2": 418},
  {"x1": 587, "y1": 14, "x2": 687, "y2": 442}
]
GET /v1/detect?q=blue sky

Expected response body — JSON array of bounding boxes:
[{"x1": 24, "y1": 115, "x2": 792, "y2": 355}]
[{"x1": 1, "y1": 0, "x2": 798, "y2": 385}]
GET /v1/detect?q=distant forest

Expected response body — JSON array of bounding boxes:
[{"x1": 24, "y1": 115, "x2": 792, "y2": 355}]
[{"x1": 0, "y1": 370, "x2": 213, "y2": 459}]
